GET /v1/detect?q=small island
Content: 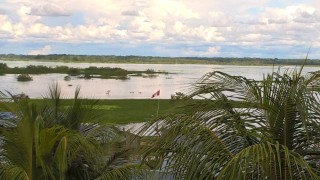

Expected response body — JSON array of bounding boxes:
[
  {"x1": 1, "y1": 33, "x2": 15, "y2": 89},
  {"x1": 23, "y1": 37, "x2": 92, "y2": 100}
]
[
  {"x1": 17, "y1": 74, "x2": 32, "y2": 81},
  {"x1": 0, "y1": 63, "x2": 169, "y2": 80}
]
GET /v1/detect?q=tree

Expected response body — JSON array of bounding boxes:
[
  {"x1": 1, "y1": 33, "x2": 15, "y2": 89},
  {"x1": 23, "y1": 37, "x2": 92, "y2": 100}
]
[
  {"x1": 0, "y1": 99, "x2": 94, "y2": 179},
  {"x1": 140, "y1": 67, "x2": 320, "y2": 179},
  {"x1": 41, "y1": 84, "x2": 143, "y2": 179},
  {"x1": 0, "y1": 84, "x2": 143, "y2": 179},
  {"x1": 0, "y1": 63, "x2": 8, "y2": 70}
]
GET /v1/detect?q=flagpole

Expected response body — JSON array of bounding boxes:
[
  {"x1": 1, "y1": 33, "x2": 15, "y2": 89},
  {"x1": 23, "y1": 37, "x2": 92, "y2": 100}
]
[
  {"x1": 156, "y1": 98, "x2": 160, "y2": 117},
  {"x1": 156, "y1": 95, "x2": 160, "y2": 136},
  {"x1": 151, "y1": 90, "x2": 161, "y2": 135},
  {"x1": 151, "y1": 89, "x2": 160, "y2": 117}
]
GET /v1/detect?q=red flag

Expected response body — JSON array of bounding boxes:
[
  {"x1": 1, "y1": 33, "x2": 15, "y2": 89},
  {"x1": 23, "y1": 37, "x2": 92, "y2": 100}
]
[{"x1": 151, "y1": 90, "x2": 160, "y2": 98}]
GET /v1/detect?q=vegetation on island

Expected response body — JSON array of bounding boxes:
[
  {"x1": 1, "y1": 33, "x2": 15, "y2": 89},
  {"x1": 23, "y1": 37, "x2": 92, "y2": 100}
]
[
  {"x1": 0, "y1": 63, "x2": 168, "y2": 80},
  {"x1": 16, "y1": 74, "x2": 32, "y2": 81},
  {"x1": 1, "y1": 54, "x2": 320, "y2": 66}
]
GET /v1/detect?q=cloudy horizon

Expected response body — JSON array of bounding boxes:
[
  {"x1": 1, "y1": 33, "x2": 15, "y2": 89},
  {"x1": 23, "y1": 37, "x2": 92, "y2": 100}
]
[{"x1": 0, "y1": 0, "x2": 320, "y2": 58}]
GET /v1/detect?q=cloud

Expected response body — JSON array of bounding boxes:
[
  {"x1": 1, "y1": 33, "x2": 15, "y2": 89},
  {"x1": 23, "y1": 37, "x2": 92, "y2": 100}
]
[
  {"x1": 29, "y1": 3, "x2": 71, "y2": 17},
  {"x1": 28, "y1": 45, "x2": 52, "y2": 55},
  {"x1": 154, "y1": 45, "x2": 221, "y2": 57},
  {"x1": 122, "y1": 10, "x2": 140, "y2": 16},
  {"x1": 182, "y1": 46, "x2": 221, "y2": 56},
  {"x1": 207, "y1": 46, "x2": 221, "y2": 54},
  {"x1": 0, "y1": 0, "x2": 320, "y2": 58},
  {"x1": 293, "y1": 9, "x2": 320, "y2": 23},
  {"x1": 268, "y1": 18, "x2": 288, "y2": 24},
  {"x1": 0, "y1": 8, "x2": 7, "y2": 14},
  {"x1": 208, "y1": 12, "x2": 232, "y2": 27}
]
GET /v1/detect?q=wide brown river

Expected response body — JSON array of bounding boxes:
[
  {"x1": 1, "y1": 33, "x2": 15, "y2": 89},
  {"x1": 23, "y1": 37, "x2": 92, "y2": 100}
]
[{"x1": 0, "y1": 60, "x2": 319, "y2": 99}]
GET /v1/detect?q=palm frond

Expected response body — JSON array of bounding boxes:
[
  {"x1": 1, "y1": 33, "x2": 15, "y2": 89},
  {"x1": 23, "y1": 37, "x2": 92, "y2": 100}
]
[
  {"x1": 218, "y1": 142, "x2": 319, "y2": 180},
  {"x1": 140, "y1": 68, "x2": 320, "y2": 179}
]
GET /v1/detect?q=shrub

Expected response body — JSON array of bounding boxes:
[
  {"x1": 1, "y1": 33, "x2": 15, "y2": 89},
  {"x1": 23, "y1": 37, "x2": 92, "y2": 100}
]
[
  {"x1": 83, "y1": 73, "x2": 92, "y2": 79},
  {"x1": 0, "y1": 63, "x2": 8, "y2": 70},
  {"x1": 68, "y1": 68, "x2": 80, "y2": 76},
  {"x1": 146, "y1": 69, "x2": 155, "y2": 74},
  {"x1": 17, "y1": 74, "x2": 32, "y2": 81}
]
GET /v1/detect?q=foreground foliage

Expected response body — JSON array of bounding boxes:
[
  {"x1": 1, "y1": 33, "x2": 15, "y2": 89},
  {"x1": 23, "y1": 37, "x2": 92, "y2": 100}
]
[
  {"x1": 0, "y1": 84, "x2": 143, "y2": 179},
  {"x1": 141, "y1": 67, "x2": 320, "y2": 179}
]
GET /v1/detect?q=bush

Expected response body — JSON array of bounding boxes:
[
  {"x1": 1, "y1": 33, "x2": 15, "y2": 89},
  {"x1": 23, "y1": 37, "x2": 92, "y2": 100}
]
[
  {"x1": 171, "y1": 92, "x2": 187, "y2": 100},
  {"x1": 0, "y1": 63, "x2": 8, "y2": 70},
  {"x1": 146, "y1": 69, "x2": 155, "y2": 74},
  {"x1": 17, "y1": 74, "x2": 32, "y2": 81},
  {"x1": 67, "y1": 68, "x2": 80, "y2": 76},
  {"x1": 83, "y1": 73, "x2": 92, "y2": 79}
]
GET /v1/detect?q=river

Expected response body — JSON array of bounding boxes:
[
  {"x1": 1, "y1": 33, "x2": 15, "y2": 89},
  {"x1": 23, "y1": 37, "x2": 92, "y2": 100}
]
[{"x1": 0, "y1": 60, "x2": 319, "y2": 99}]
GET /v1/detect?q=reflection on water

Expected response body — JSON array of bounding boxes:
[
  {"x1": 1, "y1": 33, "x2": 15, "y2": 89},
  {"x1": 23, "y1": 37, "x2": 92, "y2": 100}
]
[{"x1": 0, "y1": 60, "x2": 319, "y2": 99}]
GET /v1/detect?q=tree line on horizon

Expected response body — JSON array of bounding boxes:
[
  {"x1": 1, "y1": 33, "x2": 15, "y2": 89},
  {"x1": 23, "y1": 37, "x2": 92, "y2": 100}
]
[{"x1": 1, "y1": 54, "x2": 320, "y2": 66}]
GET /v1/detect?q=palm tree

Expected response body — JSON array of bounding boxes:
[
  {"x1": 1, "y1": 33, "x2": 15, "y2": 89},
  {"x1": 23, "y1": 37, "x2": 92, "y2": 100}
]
[
  {"x1": 0, "y1": 99, "x2": 95, "y2": 179},
  {"x1": 39, "y1": 84, "x2": 143, "y2": 179},
  {"x1": 0, "y1": 84, "x2": 143, "y2": 179},
  {"x1": 140, "y1": 67, "x2": 320, "y2": 179}
]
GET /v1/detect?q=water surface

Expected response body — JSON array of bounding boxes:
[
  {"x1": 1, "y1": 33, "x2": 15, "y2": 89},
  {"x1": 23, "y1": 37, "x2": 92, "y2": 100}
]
[{"x1": 0, "y1": 60, "x2": 319, "y2": 99}]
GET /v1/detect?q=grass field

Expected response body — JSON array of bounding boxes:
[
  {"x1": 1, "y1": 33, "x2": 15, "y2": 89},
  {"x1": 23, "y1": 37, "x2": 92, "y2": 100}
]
[
  {"x1": 90, "y1": 99, "x2": 177, "y2": 124},
  {"x1": 0, "y1": 99, "x2": 180, "y2": 124}
]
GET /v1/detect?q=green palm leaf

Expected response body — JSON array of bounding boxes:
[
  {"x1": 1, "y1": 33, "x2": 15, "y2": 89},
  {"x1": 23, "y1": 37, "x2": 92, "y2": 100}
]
[{"x1": 140, "y1": 68, "x2": 320, "y2": 179}]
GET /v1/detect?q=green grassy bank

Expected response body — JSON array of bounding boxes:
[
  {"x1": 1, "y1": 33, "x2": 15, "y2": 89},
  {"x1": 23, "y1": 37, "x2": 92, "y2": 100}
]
[
  {"x1": 0, "y1": 99, "x2": 178, "y2": 124},
  {"x1": 89, "y1": 99, "x2": 176, "y2": 124}
]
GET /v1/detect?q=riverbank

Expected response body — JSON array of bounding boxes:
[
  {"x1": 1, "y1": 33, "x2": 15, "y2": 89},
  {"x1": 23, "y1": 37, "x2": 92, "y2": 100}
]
[
  {"x1": 0, "y1": 99, "x2": 178, "y2": 124},
  {"x1": 88, "y1": 99, "x2": 177, "y2": 124}
]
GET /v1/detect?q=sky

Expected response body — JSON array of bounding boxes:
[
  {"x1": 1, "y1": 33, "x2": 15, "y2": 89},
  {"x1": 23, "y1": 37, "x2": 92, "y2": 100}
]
[{"x1": 0, "y1": 0, "x2": 320, "y2": 58}]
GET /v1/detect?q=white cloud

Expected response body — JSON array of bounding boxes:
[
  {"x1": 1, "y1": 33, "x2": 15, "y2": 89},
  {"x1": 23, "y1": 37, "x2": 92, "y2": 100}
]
[
  {"x1": 293, "y1": 9, "x2": 320, "y2": 23},
  {"x1": 180, "y1": 46, "x2": 221, "y2": 56},
  {"x1": 154, "y1": 45, "x2": 221, "y2": 57},
  {"x1": 0, "y1": 8, "x2": 7, "y2": 14},
  {"x1": 209, "y1": 11, "x2": 232, "y2": 27},
  {"x1": 17, "y1": 6, "x2": 41, "y2": 25},
  {"x1": 28, "y1": 45, "x2": 52, "y2": 55},
  {"x1": 122, "y1": 10, "x2": 140, "y2": 17},
  {"x1": 268, "y1": 18, "x2": 288, "y2": 24},
  {"x1": 1, "y1": 0, "x2": 320, "y2": 57},
  {"x1": 0, "y1": 15, "x2": 13, "y2": 32},
  {"x1": 207, "y1": 46, "x2": 221, "y2": 55},
  {"x1": 30, "y1": 3, "x2": 71, "y2": 17}
]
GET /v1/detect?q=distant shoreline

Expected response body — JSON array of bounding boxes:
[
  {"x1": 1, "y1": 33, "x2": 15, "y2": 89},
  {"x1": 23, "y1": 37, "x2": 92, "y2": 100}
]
[{"x1": 1, "y1": 54, "x2": 319, "y2": 66}]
